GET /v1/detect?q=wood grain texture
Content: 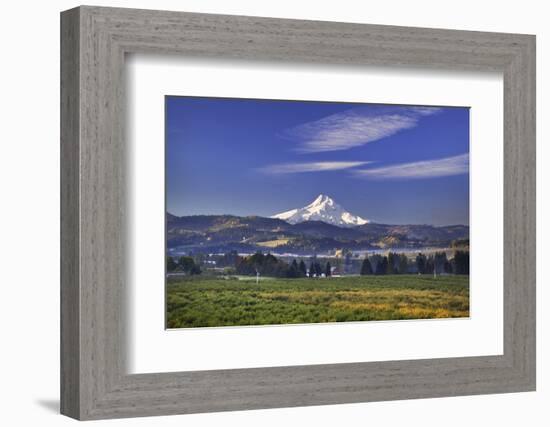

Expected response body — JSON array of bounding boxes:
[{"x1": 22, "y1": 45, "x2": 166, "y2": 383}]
[
  {"x1": 60, "y1": 5, "x2": 536, "y2": 420},
  {"x1": 60, "y1": 7, "x2": 80, "y2": 419}
]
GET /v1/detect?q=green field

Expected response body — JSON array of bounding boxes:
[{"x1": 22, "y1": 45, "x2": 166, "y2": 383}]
[{"x1": 166, "y1": 275, "x2": 469, "y2": 328}]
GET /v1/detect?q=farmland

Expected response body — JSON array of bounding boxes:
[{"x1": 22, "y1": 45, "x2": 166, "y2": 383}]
[{"x1": 166, "y1": 274, "x2": 469, "y2": 329}]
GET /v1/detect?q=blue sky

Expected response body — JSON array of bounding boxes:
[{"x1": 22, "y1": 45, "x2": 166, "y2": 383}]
[{"x1": 166, "y1": 96, "x2": 469, "y2": 226}]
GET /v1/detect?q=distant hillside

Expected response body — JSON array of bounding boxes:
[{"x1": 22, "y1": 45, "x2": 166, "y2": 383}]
[
  {"x1": 167, "y1": 213, "x2": 469, "y2": 255},
  {"x1": 357, "y1": 223, "x2": 469, "y2": 242}
]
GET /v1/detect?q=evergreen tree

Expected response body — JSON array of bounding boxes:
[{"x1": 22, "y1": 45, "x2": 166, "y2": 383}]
[
  {"x1": 220, "y1": 250, "x2": 240, "y2": 267},
  {"x1": 386, "y1": 252, "x2": 397, "y2": 274},
  {"x1": 344, "y1": 251, "x2": 352, "y2": 274},
  {"x1": 314, "y1": 262, "x2": 323, "y2": 277},
  {"x1": 454, "y1": 250, "x2": 470, "y2": 275},
  {"x1": 416, "y1": 253, "x2": 426, "y2": 274},
  {"x1": 369, "y1": 254, "x2": 382, "y2": 274},
  {"x1": 298, "y1": 260, "x2": 307, "y2": 277},
  {"x1": 167, "y1": 256, "x2": 178, "y2": 272},
  {"x1": 190, "y1": 264, "x2": 201, "y2": 275},
  {"x1": 360, "y1": 257, "x2": 373, "y2": 275},
  {"x1": 262, "y1": 253, "x2": 280, "y2": 276},
  {"x1": 287, "y1": 259, "x2": 299, "y2": 278},
  {"x1": 425, "y1": 257, "x2": 434, "y2": 275},
  {"x1": 178, "y1": 256, "x2": 201, "y2": 275},
  {"x1": 375, "y1": 257, "x2": 388, "y2": 275},
  {"x1": 387, "y1": 252, "x2": 397, "y2": 274},
  {"x1": 325, "y1": 262, "x2": 332, "y2": 277},
  {"x1": 434, "y1": 252, "x2": 448, "y2": 275},
  {"x1": 309, "y1": 261, "x2": 315, "y2": 278},
  {"x1": 178, "y1": 256, "x2": 195, "y2": 273},
  {"x1": 398, "y1": 254, "x2": 408, "y2": 274}
]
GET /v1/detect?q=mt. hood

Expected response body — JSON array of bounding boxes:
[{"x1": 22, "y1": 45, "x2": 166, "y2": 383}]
[{"x1": 271, "y1": 194, "x2": 369, "y2": 228}]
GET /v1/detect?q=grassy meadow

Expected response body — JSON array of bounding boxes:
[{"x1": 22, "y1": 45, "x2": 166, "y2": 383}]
[{"x1": 166, "y1": 274, "x2": 469, "y2": 329}]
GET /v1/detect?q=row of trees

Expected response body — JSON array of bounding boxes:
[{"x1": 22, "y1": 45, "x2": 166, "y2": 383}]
[
  {"x1": 169, "y1": 250, "x2": 469, "y2": 278},
  {"x1": 307, "y1": 261, "x2": 332, "y2": 278},
  {"x1": 235, "y1": 253, "x2": 291, "y2": 278},
  {"x1": 167, "y1": 256, "x2": 202, "y2": 275},
  {"x1": 235, "y1": 252, "x2": 332, "y2": 278},
  {"x1": 359, "y1": 250, "x2": 469, "y2": 276},
  {"x1": 360, "y1": 253, "x2": 409, "y2": 275}
]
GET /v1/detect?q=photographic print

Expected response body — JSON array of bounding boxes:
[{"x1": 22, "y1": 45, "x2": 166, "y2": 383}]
[{"x1": 166, "y1": 97, "x2": 470, "y2": 329}]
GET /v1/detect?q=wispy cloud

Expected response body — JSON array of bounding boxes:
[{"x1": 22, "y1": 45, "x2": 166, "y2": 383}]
[
  {"x1": 259, "y1": 161, "x2": 371, "y2": 175},
  {"x1": 284, "y1": 105, "x2": 442, "y2": 153},
  {"x1": 352, "y1": 154, "x2": 469, "y2": 180}
]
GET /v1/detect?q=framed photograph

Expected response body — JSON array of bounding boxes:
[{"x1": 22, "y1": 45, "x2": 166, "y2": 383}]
[
  {"x1": 61, "y1": 6, "x2": 536, "y2": 420},
  {"x1": 165, "y1": 97, "x2": 471, "y2": 329}
]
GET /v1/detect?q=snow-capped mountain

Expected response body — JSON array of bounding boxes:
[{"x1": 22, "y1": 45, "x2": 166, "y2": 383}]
[{"x1": 271, "y1": 194, "x2": 369, "y2": 228}]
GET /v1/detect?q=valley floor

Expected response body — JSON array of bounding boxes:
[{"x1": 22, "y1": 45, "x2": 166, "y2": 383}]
[{"x1": 166, "y1": 274, "x2": 469, "y2": 328}]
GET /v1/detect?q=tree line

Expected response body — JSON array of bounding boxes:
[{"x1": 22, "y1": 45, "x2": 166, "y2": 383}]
[
  {"x1": 168, "y1": 249, "x2": 469, "y2": 278},
  {"x1": 166, "y1": 255, "x2": 201, "y2": 275},
  {"x1": 359, "y1": 250, "x2": 469, "y2": 276},
  {"x1": 234, "y1": 252, "x2": 332, "y2": 278}
]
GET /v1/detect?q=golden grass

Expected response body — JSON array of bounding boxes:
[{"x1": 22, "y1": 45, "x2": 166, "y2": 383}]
[
  {"x1": 256, "y1": 238, "x2": 291, "y2": 247},
  {"x1": 257, "y1": 288, "x2": 469, "y2": 320},
  {"x1": 166, "y1": 274, "x2": 469, "y2": 328}
]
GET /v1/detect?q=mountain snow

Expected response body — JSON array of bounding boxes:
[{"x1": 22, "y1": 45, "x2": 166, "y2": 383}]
[{"x1": 271, "y1": 194, "x2": 369, "y2": 227}]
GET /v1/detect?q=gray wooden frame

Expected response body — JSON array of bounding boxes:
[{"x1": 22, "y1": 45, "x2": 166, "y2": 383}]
[{"x1": 60, "y1": 5, "x2": 536, "y2": 420}]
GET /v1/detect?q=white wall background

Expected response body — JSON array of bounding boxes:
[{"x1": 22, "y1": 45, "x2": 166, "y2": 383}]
[{"x1": 0, "y1": 0, "x2": 546, "y2": 425}]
